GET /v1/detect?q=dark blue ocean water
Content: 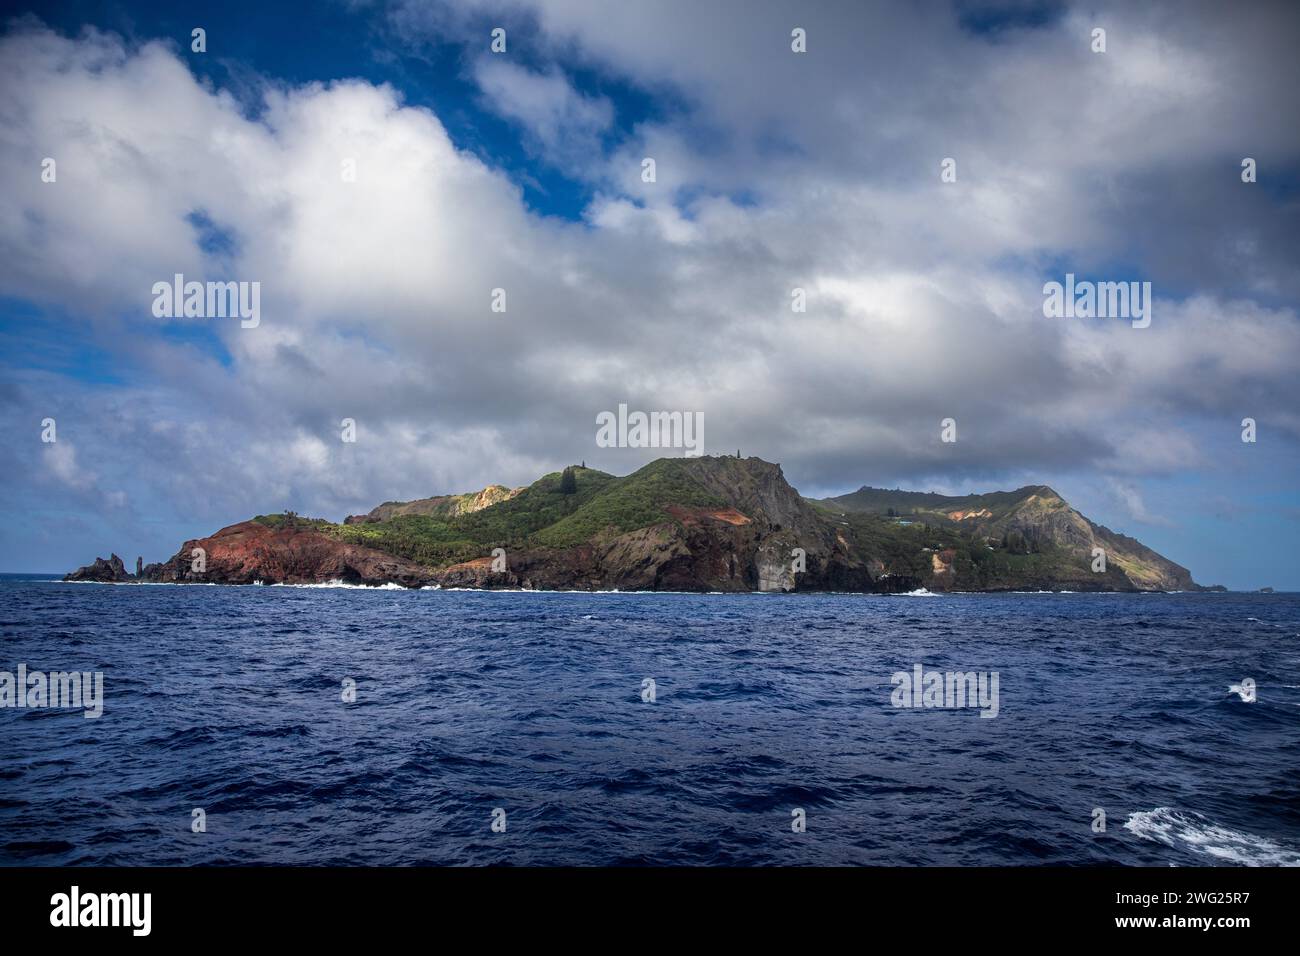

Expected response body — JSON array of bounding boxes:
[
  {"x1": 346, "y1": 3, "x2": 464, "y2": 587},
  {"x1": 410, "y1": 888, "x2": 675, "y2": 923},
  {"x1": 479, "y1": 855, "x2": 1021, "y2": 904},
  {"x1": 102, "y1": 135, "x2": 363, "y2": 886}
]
[{"x1": 1, "y1": 579, "x2": 1298, "y2": 866}]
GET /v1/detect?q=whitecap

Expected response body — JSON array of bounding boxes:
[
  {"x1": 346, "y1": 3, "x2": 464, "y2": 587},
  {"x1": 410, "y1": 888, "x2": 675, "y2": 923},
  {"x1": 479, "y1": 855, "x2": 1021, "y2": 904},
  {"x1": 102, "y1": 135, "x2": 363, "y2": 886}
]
[
  {"x1": 1123, "y1": 808, "x2": 1300, "y2": 866},
  {"x1": 1227, "y1": 683, "x2": 1256, "y2": 702},
  {"x1": 268, "y1": 580, "x2": 407, "y2": 590},
  {"x1": 59, "y1": 579, "x2": 220, "y2": 586}
]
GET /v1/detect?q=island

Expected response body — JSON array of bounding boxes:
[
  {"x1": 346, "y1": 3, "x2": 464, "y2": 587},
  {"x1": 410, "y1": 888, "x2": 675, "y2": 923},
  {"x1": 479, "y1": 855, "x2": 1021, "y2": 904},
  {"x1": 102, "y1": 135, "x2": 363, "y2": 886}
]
[{"x1": 66, "y1": 455, "x2": 1212, "y2": 593}]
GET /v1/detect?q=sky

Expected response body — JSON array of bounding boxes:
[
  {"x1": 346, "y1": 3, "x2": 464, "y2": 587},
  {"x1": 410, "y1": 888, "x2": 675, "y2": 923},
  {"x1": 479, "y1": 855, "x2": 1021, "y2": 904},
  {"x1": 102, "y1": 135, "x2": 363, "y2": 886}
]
[{"x1": 0, "y1": 0, "x2": 1297, "y2": 588}]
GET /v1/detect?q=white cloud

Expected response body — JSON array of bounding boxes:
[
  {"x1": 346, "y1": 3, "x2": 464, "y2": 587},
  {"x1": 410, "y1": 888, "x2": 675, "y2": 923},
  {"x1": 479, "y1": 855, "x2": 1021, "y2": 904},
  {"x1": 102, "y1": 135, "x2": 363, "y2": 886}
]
[
  {"x1": 472, "y1": 57, "x2": 613, "y2": 168},
  {"x1": 0, "y1": 6, "x2": 1297, "y2": 569},
  {"x1": 1106, "y1": 478, "x2": 1174, "y2": 528}
]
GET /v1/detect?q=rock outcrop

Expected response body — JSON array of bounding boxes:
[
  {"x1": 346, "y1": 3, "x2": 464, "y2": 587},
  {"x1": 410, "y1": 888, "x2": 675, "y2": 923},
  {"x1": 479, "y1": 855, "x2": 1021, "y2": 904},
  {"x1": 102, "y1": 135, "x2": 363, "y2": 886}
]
[
  {"x1": 139, "y1": 521, "x2": 433, "y2": 587},
  {"x1": 64, "y1": 553, "x2": 131, "y2": 583}
]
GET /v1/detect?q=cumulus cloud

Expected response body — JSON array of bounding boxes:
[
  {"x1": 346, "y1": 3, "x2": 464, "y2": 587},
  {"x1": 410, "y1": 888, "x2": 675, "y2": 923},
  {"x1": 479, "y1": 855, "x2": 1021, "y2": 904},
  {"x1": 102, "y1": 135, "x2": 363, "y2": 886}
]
[
  {"x1": 472, "y1": 57, "x2": 613, "y2": 168},
  {"x1": 0, "y1": 2, "x2": 1297, "y2": 572}
]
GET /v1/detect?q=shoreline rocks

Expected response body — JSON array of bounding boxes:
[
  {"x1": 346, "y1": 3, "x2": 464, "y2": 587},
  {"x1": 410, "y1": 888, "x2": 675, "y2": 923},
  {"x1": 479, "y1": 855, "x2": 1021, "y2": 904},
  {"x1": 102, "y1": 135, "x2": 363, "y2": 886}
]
[{"x1": 64, "y1": 554, "x2": 131, "y2": 583}]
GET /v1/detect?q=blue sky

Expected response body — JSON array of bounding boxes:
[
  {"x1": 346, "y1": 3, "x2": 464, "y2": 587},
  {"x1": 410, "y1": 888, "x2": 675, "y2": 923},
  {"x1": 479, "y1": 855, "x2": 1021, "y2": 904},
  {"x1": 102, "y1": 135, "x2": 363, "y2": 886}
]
[
  {"x1": 16, "y1": 0, "x2": 627, "y2": 219},
  {"x1": 1, "y1": 0, "x2": 1298, "y2": 588}
]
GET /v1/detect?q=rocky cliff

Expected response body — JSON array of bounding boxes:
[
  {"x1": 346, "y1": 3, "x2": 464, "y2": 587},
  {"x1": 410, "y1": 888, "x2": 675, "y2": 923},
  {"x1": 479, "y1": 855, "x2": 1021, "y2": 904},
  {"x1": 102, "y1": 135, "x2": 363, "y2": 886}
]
[
  {"x1": 135, "y1": 521, "x2": 431, "y2": 587},
  {"x1": 819, "y1": 483, "x2": 1197, "y2": 591},
  {"x1": 345, "y1": 484, "x2": 521, "y2": 524}
]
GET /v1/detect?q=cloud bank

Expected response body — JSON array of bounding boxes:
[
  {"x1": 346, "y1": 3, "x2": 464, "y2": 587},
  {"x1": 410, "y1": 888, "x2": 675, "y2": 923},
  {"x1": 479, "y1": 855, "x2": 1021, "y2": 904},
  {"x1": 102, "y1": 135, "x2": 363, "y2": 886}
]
[{"x1": 0, "y1": 1, "x2": 1297, "y2": 583}]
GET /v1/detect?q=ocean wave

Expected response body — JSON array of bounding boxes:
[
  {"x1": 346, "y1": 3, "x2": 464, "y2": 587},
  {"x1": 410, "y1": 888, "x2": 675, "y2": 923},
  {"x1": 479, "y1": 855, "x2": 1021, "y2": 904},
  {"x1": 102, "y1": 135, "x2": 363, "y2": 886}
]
[
  {"x1": 1123, "y1": 808, "x2": 1300, "y2": 866},
  {"x1": 268, "y1": 580, "x2": 407, "y2": 590},
  {"x1": 1227, "y1": 682, "x2": 1257, "y2": 702},
  {"x1": 1245, "y1": 617, "x2": 1296, "y2": 629},
  {"x1": 9, "y1": 582, "x2": 1299, "y2": 866},
  {"x1": 58, "y1": 579, "x2": 221, "y2": 586}
]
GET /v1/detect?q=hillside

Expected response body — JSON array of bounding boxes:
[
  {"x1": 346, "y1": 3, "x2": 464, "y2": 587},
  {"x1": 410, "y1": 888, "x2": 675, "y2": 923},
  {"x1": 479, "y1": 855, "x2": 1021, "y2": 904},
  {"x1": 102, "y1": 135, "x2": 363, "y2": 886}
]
[
  {"x1": 344, "y1": 484, "x2": 521, "y2": 524},
  {"x1": 66, "y1": 456, "x2": 1207, "y2": 592},
  {"x1": 816, "y1": 484, "x2": 1196, "y2": 591}
]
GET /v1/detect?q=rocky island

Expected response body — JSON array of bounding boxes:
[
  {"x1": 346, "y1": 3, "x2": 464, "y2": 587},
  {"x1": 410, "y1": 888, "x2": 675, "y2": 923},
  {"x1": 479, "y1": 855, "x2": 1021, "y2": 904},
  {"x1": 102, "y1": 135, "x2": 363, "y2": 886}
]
[{"x1": 66, "y1": 456, "x2": 1208, "y2": 592}]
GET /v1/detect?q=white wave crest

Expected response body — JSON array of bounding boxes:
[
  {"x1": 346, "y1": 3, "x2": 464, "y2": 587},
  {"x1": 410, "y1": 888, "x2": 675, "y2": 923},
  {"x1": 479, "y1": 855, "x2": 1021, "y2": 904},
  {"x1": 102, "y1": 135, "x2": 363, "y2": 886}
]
[
  {"x1": 268, "y1": 580, "x2": 407, "y2": 590},
  {"x1": 1123, "y1": 808, "x2": 1300, "y2": 866},
  {"x1": 1227, "y1": 683, "x2": 1256, "y2": 702}
]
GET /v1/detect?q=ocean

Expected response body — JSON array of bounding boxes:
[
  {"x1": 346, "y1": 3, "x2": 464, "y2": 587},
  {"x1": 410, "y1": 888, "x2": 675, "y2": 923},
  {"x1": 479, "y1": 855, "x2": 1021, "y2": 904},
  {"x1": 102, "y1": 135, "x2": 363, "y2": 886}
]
[{"x1": 2, "y1": 578, "x2": 1297, "y2": 866}]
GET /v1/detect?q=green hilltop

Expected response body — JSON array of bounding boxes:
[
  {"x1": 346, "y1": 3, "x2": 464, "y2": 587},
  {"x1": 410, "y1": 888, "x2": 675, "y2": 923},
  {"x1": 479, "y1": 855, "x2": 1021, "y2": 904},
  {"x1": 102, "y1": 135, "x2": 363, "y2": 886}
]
[{"x1": 238, "y1": 455, "x2": 1201, "y2": 592}]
